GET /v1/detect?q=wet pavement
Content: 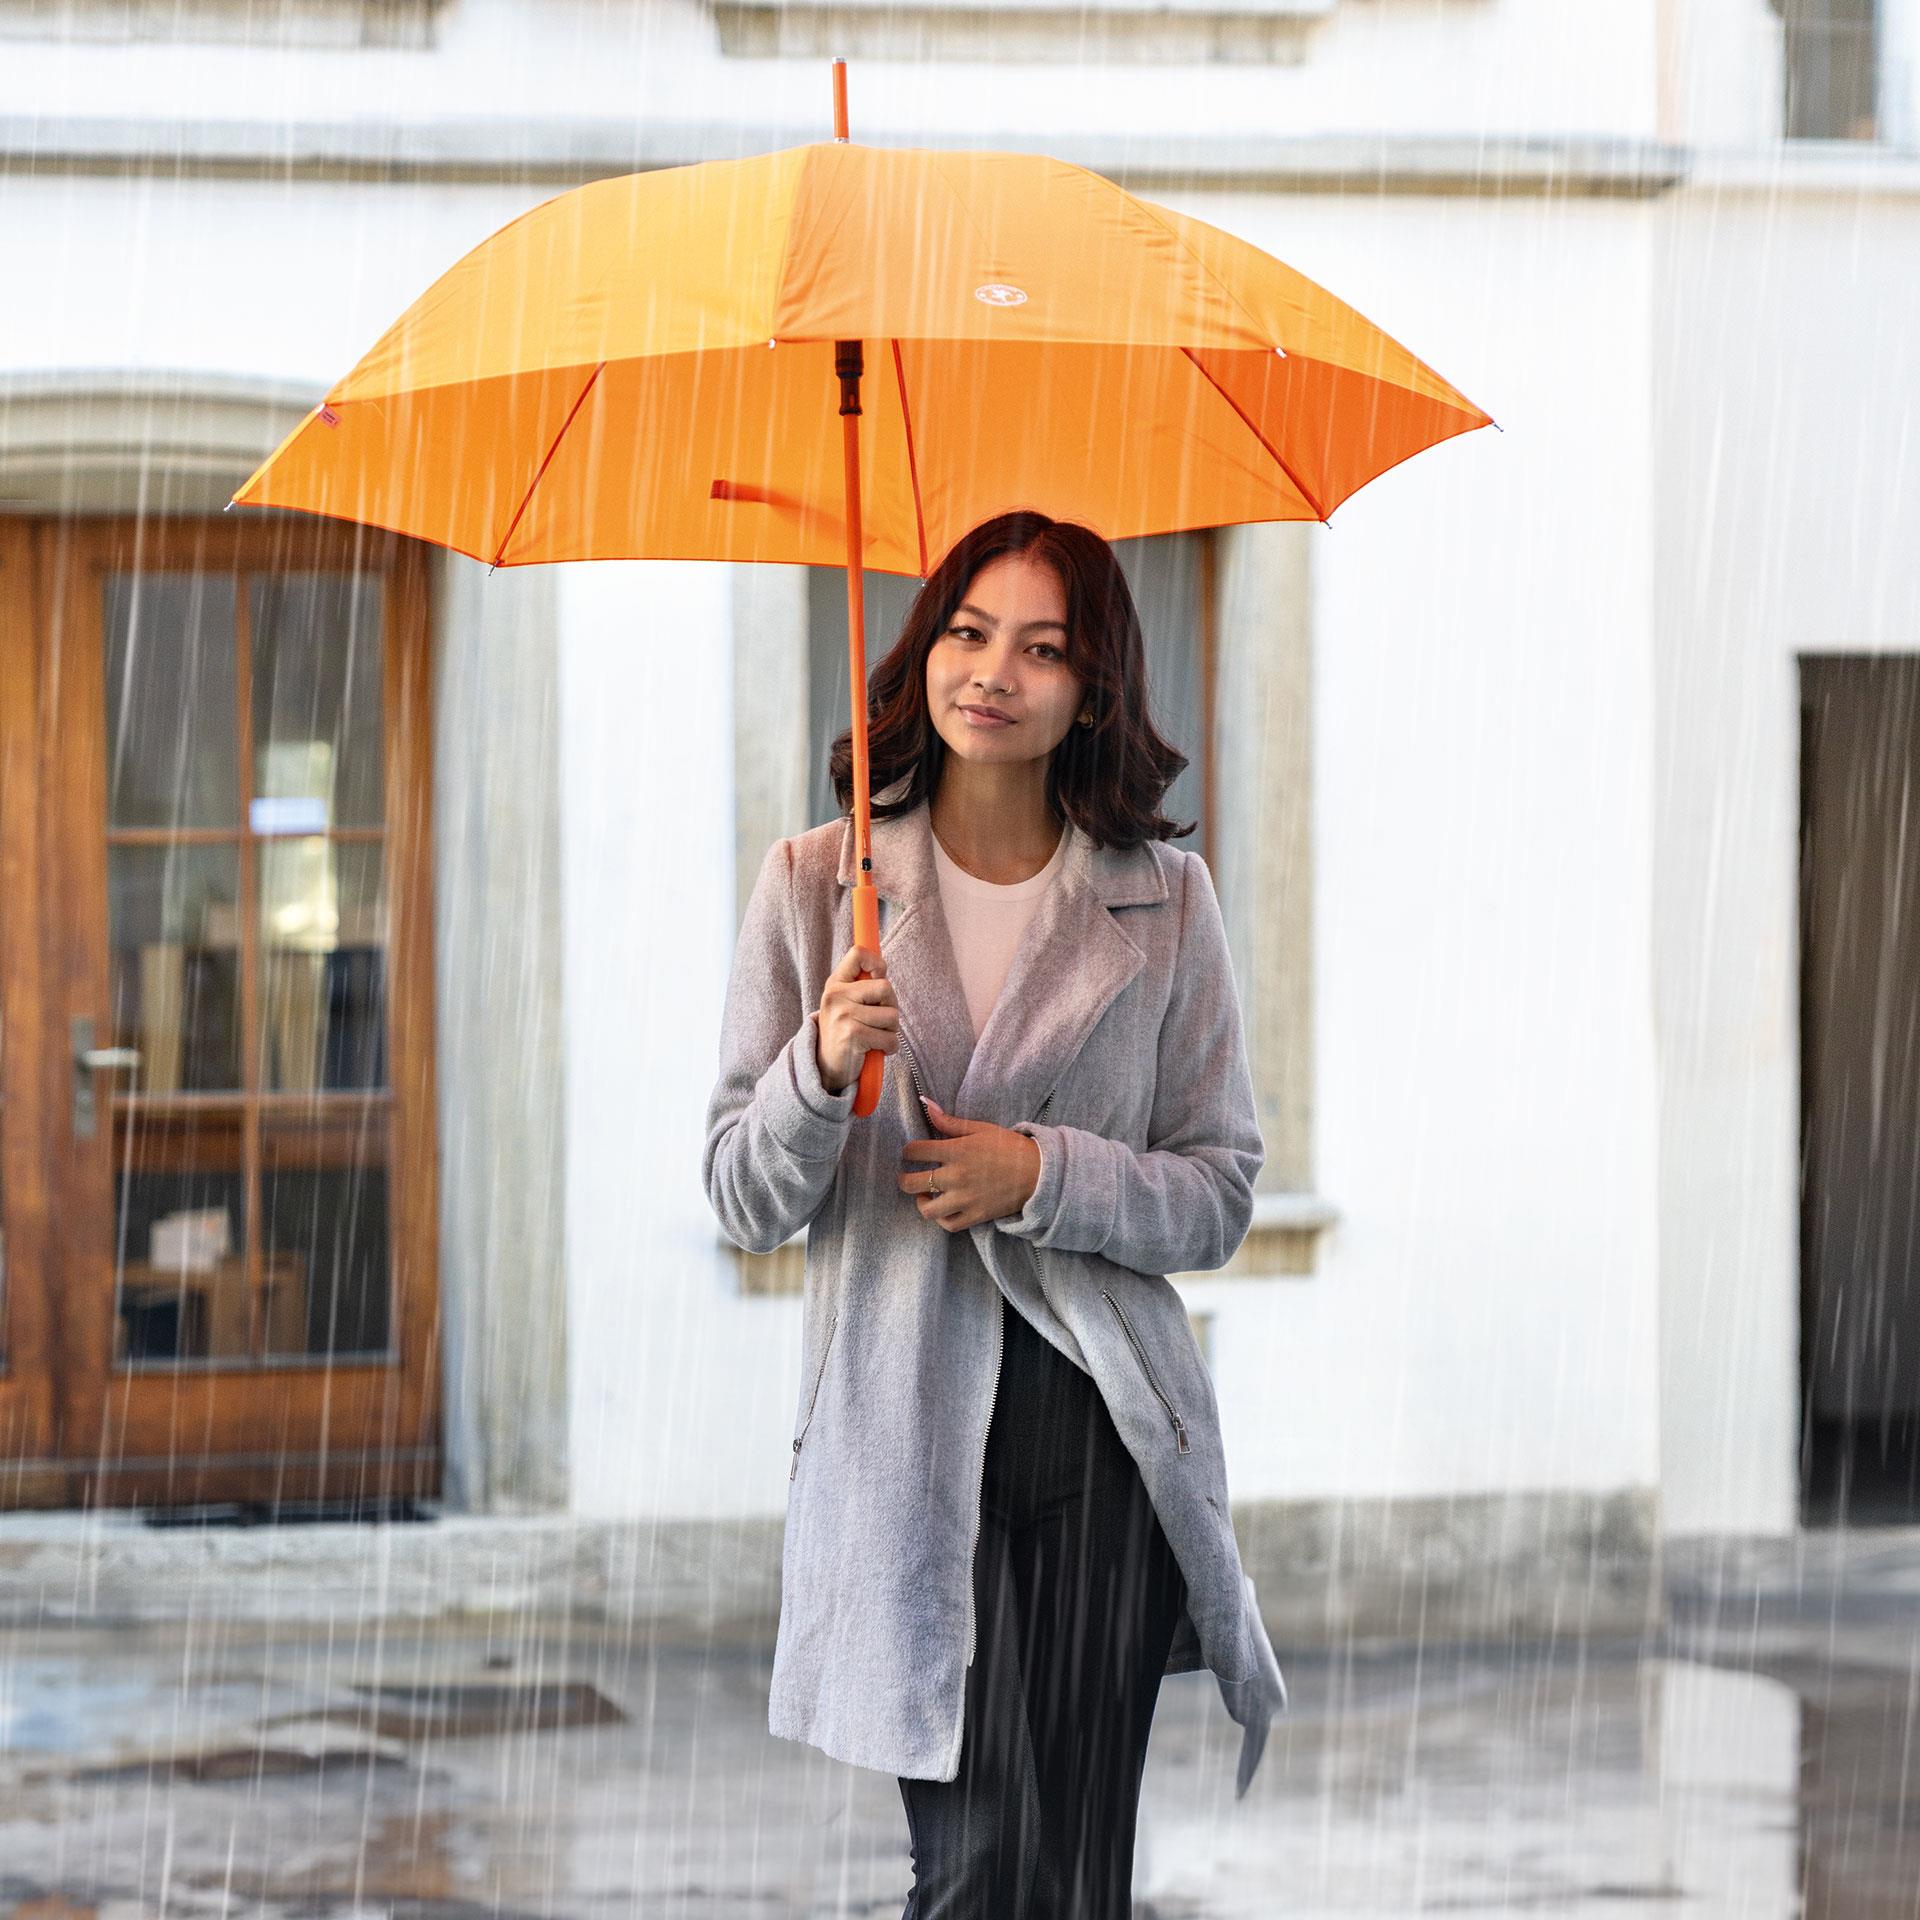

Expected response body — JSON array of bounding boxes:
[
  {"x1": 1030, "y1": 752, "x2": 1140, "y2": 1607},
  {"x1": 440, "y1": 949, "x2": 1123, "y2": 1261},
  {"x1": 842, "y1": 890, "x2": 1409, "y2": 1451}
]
[{"x1": 1, "y1": 1530, "x2": 1917, "y2": 1918}]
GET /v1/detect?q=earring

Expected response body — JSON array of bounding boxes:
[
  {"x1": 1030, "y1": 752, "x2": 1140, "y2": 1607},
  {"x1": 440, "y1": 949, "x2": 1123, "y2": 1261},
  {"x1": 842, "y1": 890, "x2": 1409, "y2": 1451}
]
[{"x1": 1078, "y1": 710, "x2": 1094, "y2": 727}]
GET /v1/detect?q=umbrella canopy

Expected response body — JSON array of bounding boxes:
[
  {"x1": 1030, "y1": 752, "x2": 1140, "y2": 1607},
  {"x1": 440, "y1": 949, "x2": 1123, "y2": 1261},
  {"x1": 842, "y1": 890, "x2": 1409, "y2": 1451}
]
[
  {"x1": 230, "y1": 139, "x2": 1493, "y2": 569},
  {"x1": 233, "y1": 74, "x2": 1495, "y2": 1118}
]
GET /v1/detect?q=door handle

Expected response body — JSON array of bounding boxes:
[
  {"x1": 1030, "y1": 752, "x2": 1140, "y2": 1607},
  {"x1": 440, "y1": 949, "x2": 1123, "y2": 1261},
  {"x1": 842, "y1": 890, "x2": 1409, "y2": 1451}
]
[{"x1": 72, "y1": 1015, "x2": 140, "y2": 1139}]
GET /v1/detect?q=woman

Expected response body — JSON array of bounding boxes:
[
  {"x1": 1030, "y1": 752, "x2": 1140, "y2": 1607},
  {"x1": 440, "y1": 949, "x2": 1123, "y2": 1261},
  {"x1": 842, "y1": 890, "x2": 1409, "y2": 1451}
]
[{"x1": 703, "y1": 510, "x2": 1288, "y2": 1917}]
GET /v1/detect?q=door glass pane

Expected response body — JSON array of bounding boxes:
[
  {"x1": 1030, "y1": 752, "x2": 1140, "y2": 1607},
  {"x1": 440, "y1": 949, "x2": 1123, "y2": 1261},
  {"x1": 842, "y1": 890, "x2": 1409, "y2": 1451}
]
[
  {"x1": 250, "y1": 573, "x2": 384, "y2": 831},
  {"x1": 261, "y1": 1108, "x2": 391, "y2": 1359},
  {"x1": 103, "y1": 574, "x2": 238, "y2": 830},
  {"x1": 108, "y1": 845, "x2": 242, "y2": 1093},
  {"x1": 259, "y1": 839, "x2": 387, "y2": 1092},
  {"x1": 112, "y1": 1107, "x2": 249, "y2": 1364}
]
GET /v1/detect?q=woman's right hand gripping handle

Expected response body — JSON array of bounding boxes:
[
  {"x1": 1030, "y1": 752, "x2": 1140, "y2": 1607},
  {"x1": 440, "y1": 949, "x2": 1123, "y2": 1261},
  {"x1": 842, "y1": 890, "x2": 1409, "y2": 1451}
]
[{"x1": 815, "y1": 942, "x2": 899, "y2": 1098}]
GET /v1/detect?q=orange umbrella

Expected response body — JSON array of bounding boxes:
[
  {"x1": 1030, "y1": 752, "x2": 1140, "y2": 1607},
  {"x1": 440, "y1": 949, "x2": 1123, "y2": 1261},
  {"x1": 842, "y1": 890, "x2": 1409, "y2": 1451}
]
[{"x1": 232, "y1": 60, "x2": 1495, "y2": 1115}]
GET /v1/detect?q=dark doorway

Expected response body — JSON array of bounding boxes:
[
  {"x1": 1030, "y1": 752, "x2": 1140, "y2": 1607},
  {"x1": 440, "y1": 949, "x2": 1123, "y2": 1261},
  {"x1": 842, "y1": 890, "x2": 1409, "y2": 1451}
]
[{"x1": 1800, "y1": 655, "x2": 1920, "y2": 1524}]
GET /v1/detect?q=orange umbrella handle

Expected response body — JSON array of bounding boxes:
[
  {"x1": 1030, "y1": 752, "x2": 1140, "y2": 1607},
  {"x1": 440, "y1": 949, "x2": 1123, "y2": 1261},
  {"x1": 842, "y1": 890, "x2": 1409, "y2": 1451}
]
[{"x1": 852, "y1": 883, "x2": 884, "y2": 1115}]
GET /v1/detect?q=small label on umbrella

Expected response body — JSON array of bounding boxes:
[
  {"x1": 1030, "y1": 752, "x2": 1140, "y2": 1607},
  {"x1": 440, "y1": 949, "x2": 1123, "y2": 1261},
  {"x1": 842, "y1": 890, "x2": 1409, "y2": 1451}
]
[
  {"x1": 318, "y1": 404, "x2": 341, "y2": 426},
  {"x1": 974, "y1": 284, "x2": 1027, "y2": 307}
]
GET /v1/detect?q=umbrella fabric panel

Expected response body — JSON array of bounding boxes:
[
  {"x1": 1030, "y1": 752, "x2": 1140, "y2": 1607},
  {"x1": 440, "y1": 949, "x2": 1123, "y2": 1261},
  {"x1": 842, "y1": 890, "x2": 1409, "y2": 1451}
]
[
  {"x1": 231, "y1": 364, "x2": 612, "y2": 567},
  {"x1": 336, "y1": 148, "x2": 817, "y2": 398},
  {"x1": 510, "y1": 341, "x2": 930, "y2": 571},
  {"x1": 332, "y1": 142, "x2": 1290, "y2": 385},
  {"x1": 506, "y1": 338, "x2": 1332, "y2": 569},
  {"x1": 1150, "y1": 199, "x2": 1488, "y2": 408},
  {"x1": 772, "y1": 143, "x2": 1269, "y2": 350},
  {"x1": 319, "y1": 140, "x2": 1494, "y2": 387},
  {"x1": 244, "y1": 338, "x2": 1355, "y2": 570},
  {"x1": 1186, "y1": 344, "x2": 1494, "y2": 521}
]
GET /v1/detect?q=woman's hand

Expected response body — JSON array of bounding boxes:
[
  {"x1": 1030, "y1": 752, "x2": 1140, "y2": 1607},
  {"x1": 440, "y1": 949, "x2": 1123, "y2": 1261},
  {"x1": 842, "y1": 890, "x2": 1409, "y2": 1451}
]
[
  {"x1": 900, "y1": 1098, "x2": 1044, "y2": 1231},
  {"x1": 815, "y1": 943, "x2": 898, "y2": 1094}
]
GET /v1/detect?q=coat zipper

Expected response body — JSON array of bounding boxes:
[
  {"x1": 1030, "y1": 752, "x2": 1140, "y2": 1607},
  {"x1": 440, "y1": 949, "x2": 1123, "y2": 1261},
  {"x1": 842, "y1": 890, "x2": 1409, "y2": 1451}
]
[
  {"x1": 790, "y1": 1309, "x2": 839, "y2": 1480},
  {"x1": 1102, "y1": 1289, "x2": 1190, "y2": 1454},
  {"x1": 897, "y1": 1019, "x2": 930, "y2": 1111},
  {"x1": 896, "y1": 1017, "x2": 1056, "y2": 1127}
]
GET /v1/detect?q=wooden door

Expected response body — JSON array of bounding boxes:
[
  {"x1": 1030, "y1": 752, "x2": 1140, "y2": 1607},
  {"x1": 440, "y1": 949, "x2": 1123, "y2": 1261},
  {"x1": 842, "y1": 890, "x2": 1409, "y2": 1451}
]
[
  {"x1": 0, "y1": 520, "x2": 60, "y2": 1499},
  {"x1": 4, "y1": 514, "x2": 440, "y2": 1507}
]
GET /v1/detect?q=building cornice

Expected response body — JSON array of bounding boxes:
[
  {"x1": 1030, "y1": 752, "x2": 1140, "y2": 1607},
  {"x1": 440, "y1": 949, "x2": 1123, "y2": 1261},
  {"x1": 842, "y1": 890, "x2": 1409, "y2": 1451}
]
[
  {"x1": 7, "y1": 115, "x2": 1914, "y2": 204},
  {"x1": 0, "y1": 115, "x2": 1694, "y2": 196},
  {"x1": 1683, "y1": 140, "x2": 1920, "y2": 198}
]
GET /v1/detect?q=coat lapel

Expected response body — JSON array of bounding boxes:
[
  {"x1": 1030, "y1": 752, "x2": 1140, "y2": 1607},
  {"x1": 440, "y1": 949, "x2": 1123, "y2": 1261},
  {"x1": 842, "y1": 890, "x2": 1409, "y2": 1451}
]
[{"x1": 835, "y1": 777, "x2": 1169, "y2": 1128}]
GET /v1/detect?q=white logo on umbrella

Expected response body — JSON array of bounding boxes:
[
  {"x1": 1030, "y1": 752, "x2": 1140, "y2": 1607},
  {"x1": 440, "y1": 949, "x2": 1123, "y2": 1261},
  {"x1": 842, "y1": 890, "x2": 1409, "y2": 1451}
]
[{"x1": 973, "y1": 283, "x2": 1028, "y2": 306}]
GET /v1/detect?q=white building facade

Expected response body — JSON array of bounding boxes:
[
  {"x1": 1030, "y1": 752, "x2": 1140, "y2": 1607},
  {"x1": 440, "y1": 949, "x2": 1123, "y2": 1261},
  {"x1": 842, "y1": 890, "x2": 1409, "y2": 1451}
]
[{"x1": 0, "y1": 0, "x2": 1914, "y2": 1636}]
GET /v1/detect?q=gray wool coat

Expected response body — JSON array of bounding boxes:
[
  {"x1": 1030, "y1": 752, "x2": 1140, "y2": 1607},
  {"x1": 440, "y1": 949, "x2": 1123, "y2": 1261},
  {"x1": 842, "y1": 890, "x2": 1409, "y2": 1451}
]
[{"x1": 702, "y1": 773, "x2": 1290, "y2": 1797}]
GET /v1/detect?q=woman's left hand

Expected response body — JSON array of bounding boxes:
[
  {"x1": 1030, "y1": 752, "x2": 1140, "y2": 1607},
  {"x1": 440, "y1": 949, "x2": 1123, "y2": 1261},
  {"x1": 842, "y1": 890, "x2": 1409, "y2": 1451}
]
[{"x1": 899, "y1": 1098, "x2": 1043, "y2": 1232}]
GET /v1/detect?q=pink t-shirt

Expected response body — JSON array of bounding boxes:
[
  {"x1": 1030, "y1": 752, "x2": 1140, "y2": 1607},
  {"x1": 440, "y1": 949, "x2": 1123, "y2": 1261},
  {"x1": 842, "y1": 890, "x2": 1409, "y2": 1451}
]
[{"x1": 930, "y1": 823, "x2": 1069, "y2": 1040}]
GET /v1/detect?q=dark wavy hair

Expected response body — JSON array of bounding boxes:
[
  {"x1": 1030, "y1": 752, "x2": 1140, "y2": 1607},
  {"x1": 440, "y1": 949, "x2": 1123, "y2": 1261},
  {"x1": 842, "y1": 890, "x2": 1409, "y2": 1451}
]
[{"x1": 825, "y1": 510, "x2": 1197, "y2": 850}]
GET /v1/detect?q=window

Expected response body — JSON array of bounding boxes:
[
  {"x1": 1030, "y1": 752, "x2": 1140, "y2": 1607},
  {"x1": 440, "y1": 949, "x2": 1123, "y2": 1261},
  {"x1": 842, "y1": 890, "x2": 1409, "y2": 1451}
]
[
  {"x1": 728, "y1": 516, "x2": 1330, "y2": 1284},
  {"x1": 805, "y1": 532, "x2": 1213, "y2": 862},
  {"x1": 1778, "y1": 0, "x2": 1881, "y2": 138}
]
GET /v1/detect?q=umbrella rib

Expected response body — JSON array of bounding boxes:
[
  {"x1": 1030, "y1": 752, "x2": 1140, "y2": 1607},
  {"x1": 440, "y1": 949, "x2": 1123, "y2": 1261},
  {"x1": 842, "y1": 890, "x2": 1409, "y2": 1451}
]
[
  {"x1": 1179, "y1": 346, "x2": 1330, "y2": 526},
  {"x1": 890, "y1": 339, "x2": 929, "y2": 578},
  {"x1": 490, "y1": 361, "x2": 607, "y2": 570},
  {"x1": 1130, "y1": 193, "x2": 1287, "y2": 363}
]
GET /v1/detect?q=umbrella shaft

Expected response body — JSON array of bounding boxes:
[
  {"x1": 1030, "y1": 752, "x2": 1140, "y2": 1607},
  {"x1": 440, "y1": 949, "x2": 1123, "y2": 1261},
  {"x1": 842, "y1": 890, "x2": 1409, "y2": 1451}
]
[{"x1": 839, "y1": 340, "x2": 869, "y2": 880}]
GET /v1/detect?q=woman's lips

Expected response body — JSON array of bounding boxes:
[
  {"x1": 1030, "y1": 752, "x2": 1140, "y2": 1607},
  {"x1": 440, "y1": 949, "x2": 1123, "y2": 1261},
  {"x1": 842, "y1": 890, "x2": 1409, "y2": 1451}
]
[{"x1": 960, "y1": 707, "x2": 1012, "y2": 727}]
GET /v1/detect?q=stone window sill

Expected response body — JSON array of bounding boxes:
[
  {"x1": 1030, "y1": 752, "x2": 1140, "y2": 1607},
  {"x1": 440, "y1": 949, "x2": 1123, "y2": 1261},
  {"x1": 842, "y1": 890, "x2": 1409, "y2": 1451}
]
[
  {"x1": 1223, "y1": 1188, "x2": 1338, "y2": 1277},
  {"x1": 725, "y1": 1187, "x2": 1336, "y2": 1292}
]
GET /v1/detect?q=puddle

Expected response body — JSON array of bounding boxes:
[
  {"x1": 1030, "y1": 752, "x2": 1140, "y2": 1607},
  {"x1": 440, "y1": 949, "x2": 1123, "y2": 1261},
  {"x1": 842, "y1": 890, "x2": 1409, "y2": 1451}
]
[
  {"x1": 328, "y1": 1678, "x2": 627, "y2": 1738},
  {"x1": 50, "y1": 1719, "x2": 409, "y2": 1783}
]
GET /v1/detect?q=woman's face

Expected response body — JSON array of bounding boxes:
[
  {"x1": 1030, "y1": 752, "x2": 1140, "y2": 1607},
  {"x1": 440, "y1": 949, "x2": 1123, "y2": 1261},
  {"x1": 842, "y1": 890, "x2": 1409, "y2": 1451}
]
[{"x1": 923, "y1": 550, "x2": 1084, "y2": 771}]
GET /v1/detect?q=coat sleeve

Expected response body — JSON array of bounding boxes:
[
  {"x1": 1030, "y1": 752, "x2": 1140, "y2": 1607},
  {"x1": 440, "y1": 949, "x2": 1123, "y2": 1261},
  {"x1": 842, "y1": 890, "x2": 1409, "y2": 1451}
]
[
  {"x1": 996, "y1": 850, "x2": 1265, "y2": 1276},
  {"x1": 703, "y1": 837, "x2": 857, "y2": 1256}
]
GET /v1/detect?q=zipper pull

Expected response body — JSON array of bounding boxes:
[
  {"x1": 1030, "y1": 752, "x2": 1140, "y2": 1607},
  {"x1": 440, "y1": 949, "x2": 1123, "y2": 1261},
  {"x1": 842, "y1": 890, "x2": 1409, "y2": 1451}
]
[
  {"x1": 791, "y1": 1438, "x2": 802, "y2": 1479},
  {"x1": 1174, "y1": 1418, "x2": 1190, "y2": 1454}
]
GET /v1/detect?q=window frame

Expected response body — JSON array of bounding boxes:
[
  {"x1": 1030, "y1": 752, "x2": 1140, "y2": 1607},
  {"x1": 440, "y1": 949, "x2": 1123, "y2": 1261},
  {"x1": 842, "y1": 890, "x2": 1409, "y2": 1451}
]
[{"x1": 726, "y1": 519, "x2": 1332, "y2": 1287}]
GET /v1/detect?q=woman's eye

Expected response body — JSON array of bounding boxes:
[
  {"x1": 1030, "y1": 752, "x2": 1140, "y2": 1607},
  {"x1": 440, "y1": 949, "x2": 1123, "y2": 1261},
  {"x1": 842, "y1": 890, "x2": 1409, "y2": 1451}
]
[{"x1": 946, "y1": 627, "x2": 1062, "y2": 662}]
